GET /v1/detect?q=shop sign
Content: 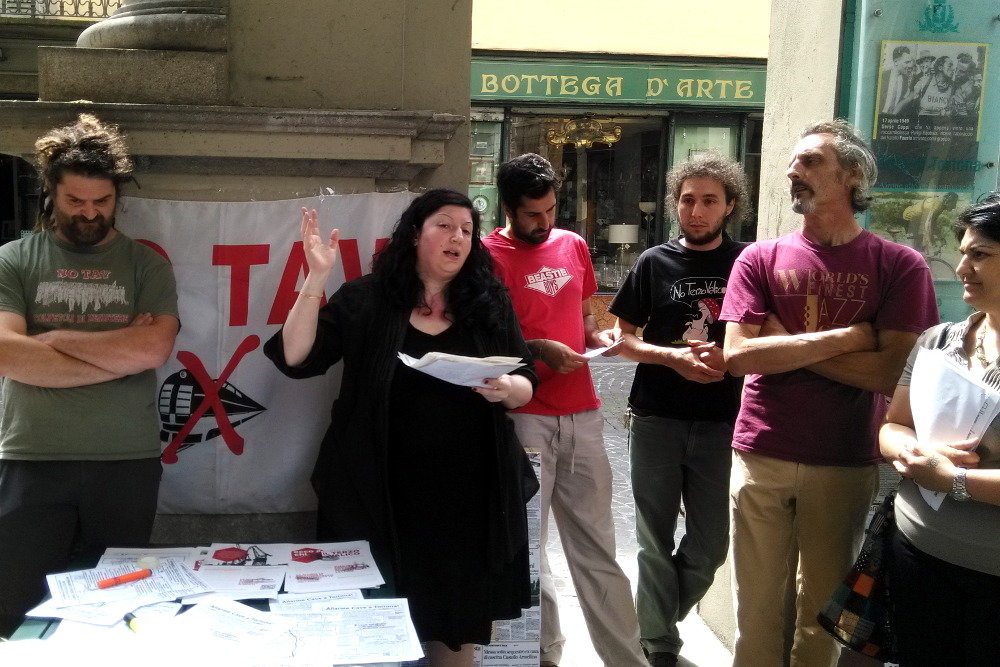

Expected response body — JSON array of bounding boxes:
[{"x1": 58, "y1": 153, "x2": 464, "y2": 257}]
[{"x1": 471, "y1": 59, "x2": 765, "y2": 106}]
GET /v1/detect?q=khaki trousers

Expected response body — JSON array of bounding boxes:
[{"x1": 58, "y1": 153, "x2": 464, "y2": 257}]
[
  {"x1": 510, "y1": 410, "x2": 645, "y2": 667},
  {"x1": 729, "y1": 449, "x2": 877, "y2": 667}
]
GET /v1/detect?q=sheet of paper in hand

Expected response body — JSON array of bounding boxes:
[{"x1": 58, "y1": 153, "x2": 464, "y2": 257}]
[{"x1": 397, "y1": 351, "x2": 525, "y2": 387}]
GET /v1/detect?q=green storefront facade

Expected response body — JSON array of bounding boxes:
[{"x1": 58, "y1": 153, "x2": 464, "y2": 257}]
[{"x1": 468, "y1": 55, "x2": 765, "y2": 294}]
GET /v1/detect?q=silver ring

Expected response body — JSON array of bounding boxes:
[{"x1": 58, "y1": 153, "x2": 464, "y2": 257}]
[{"x1": 927, "y1": 454, "x2": 940, "y2": 468}]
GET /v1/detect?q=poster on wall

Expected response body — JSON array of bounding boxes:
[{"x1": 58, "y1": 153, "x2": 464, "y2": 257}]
[
  {"x1": 872, "y1": 40, "x2": 987, "y2": 190},
  {"x1": 868, "y1": 189, "x2": 974, "y2": 323}
]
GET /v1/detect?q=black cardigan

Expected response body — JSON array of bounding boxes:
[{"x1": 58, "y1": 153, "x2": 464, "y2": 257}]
[{"x1": 264, "y1": 274, "x2": 538, "y2": 616}]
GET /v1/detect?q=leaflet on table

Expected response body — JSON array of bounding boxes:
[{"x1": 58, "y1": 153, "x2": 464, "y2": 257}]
[
  {"x1": 186, "y1": 565, "x2": 286, "y2": 601},
  {"x1": 909, "y1": 348, "x2": 1000, "y2": 510},
  {"x1": 45, "y1": 559, "x2": 210, "y2": 608},
  {"x1": 97, "y1": 546, "x2": 206, "y2": 571},
  {"x1": 398, "y1": 351, "x2": 526, "y2": 387},
  {"x1": 270, "y1": 598, "x2": 423, "y2": 663},
  {"x1": 201, "y1": 540, "x2": 385, "y2": 591},
  {"x1": 27, "y1": 596, "x2": 146, "y2": 626},
  {"x1": 582, "y1": 338, "x2": 624, "y2": 359},
  {"x1": 270, "y1": 589, "x2": 365, "y2": 610},
  {"x1": 46, "y1": 601, "x2": 182, "y2": 640}
]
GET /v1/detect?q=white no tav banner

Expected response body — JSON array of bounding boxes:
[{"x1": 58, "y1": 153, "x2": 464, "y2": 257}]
[{"x1": 118, "y1": 191, "x2": 416, "y2": 514}]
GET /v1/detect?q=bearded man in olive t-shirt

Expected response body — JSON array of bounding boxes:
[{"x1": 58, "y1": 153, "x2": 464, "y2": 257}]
[{"x1": 0, "y1": 115, "x2": 179, "y2": 637}]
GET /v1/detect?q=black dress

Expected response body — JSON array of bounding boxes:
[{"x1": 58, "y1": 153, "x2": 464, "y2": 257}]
[
  {"x1": 264, "y1": 276, "x2": 538, "y2": 648},
  {"x1": 388, "y1": 322, "x2": 499, "y2": 649}
]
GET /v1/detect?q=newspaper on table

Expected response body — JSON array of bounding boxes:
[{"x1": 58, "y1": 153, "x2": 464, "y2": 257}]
[
  {"x1": 201, "y1": 540, "x2": 385, "y2": 592},
  {"x1": 909, "y1": 347, "x2": 1000, "y2": 509},
  {"x1": 398, "y1": 351, "x2": 525, "y2": 387}
]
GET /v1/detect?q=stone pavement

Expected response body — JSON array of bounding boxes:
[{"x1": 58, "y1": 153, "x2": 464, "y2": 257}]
[{"x1": 545, "y1": 356, "x2": 733, "y2": 666}]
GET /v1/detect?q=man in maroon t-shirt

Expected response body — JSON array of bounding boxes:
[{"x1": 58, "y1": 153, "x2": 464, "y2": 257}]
[
  {"x1": 484, "y1": 154, "x2": 645, "y2": 667},
  {"x1": 720, "y1": 120, "x2": 938, "y2": 666}
]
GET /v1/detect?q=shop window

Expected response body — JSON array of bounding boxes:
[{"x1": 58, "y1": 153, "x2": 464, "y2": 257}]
[
  {"x1": 0, "y1": 154, "x2": 38, "y2": 246},
  {"x1": 508, "y1": 114, "x2": 666, "y2": 292},
  {"x1": 468, "y1": 120, "x2": 504, "y2": 233}
]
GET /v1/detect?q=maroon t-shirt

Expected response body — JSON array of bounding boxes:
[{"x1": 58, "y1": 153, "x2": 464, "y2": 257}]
[{"x1": 720, "y1": 229, "x2": 939, "y2": 466}]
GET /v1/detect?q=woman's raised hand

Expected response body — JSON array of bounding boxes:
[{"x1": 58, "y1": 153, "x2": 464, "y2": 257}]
[{"x1": 300, "y1": 207, "x2": 340, "y2": 277}]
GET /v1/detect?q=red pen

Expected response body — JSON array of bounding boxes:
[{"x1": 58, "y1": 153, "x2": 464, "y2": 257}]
[{"x1": 97, "y1": 568, "x2": 152, "y2": 589}]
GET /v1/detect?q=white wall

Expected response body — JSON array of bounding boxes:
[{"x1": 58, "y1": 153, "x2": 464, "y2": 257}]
[{"x1": 473, "y1": 0, "x2": 769, "y2": 59}]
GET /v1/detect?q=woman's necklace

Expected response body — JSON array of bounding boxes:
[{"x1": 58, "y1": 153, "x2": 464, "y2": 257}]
[{"x1": 976, "y1": 322, "x2": 995, "y2": 368}]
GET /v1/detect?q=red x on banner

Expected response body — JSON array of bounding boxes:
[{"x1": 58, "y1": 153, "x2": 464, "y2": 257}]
[{"x1": 161, "y1": 335, "x2": 260, "y2": 464}]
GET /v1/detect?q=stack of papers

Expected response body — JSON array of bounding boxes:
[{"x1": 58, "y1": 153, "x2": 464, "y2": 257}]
[
  {"x1": 910, "y1": 348, "x2": 1000, "y2": 509},
  {"x1": 10, "y1": 541, "x2": 424, "y2": 665},
  {"x1": 398, "y1": 351, "x2": 525, "y2": 386}
]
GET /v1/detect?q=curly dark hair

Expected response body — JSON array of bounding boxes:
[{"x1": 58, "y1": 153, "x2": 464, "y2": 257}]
[
  {"x1": 665, "y1": 152, "x2": 750, "y2": 228},
  {"x1": 371, "y1": 189, "x2": 507, "y2": 330},
  {"x1": 953, "y1": 191, "x2": 1000, "y2": 244},
  {"x1": 496, "y1": 153, "x2": 560, "y2": 216},
  {"x1": 33, "y1": 113, "x2": 133, "y2": 230}
]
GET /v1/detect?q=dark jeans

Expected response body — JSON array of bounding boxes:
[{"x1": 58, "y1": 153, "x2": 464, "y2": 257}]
[
  {"x1": 0, "y1": 458, "x2": 161, "y2": 638},
  {"x1": 629, "y1": 412, "x2": 733, "y2": 655},
  {"x1": 889, "y1": 529, "x2": 1000, "y2": 666}
]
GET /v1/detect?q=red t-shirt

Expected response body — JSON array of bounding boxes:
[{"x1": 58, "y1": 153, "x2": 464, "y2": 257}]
[{"x1": 483, "y1": 228, "x2": 600, "y2": 416}]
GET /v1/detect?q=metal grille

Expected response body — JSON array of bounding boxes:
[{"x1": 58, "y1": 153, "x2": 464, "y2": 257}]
[{"x1": 0, "y1": 1, "x2": 121, "y2": 18}]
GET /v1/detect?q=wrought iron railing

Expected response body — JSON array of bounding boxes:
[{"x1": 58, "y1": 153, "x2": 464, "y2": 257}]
[{"x1": 0, "y1": 1, "x2": 121, "y2": 19}]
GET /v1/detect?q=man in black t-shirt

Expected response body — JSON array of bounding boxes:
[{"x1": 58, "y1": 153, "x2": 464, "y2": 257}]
[{"x1": 609, "y1": 154, "x2": 750, "y2": 667}]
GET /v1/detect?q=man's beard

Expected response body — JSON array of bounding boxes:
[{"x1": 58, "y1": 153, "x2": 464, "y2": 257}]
[
  {"x1": 513, "y1": 227, "x2": 550, "y2": 245},
  {"x1": 54, "y1": 208, "x2": 114, "y2": 247},
  {"x1": 681, "y1": 224, "x2": 725, "y2": 246},
  {"x1": 791, "y1": 185, "x2": 815, "y2": 215}
]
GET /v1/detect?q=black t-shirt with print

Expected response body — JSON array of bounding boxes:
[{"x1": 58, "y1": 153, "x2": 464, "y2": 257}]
[{"x1": 609, "y1": 237, "x2": 748, "y2": 423}]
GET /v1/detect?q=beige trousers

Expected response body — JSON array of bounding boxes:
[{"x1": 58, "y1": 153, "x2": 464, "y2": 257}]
[
  {"x1": 729, "y1": 449, "x2": 878, "y2": 667},
  {"x1": 509, "y1": 410, "x2": 645, "y2": 667}
]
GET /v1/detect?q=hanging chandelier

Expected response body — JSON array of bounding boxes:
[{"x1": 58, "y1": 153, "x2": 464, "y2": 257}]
[{"x1": 546, "y1": 118, "x2": 623, "y2": 148}]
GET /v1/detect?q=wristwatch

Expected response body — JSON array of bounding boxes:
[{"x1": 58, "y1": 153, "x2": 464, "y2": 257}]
[{"x1": 950, "y1": 466, "x2": 972, "y2": 502}]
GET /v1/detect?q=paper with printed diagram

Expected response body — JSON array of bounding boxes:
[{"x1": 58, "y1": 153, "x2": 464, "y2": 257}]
[
  {"x1": 270, "y1": 598, "x2": 423, "y2": 663},
  {"x1": 398, "y1": 351, "x2": 525, "y2": 387},
  {"x1": 909, "y1": 347, "x2": 1000, "y2": 509},
  {"x1": 200, "y1": 540, "x2": 384, "y2": 592}
]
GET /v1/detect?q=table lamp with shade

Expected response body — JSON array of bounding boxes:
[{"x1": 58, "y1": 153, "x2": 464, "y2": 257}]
[{"x1": 608, "y1": 223, "x2": 639, "y2": 285}]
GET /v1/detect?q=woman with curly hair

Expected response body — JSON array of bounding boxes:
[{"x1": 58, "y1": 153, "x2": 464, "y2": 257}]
[{"x1": 264, "y1": 189, "x2": 538, "y2": 666}]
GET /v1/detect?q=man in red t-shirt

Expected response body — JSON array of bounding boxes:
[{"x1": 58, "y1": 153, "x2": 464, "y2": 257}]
[{"x1": 483, "y1": 154, "x2": 645, "y2": 667}]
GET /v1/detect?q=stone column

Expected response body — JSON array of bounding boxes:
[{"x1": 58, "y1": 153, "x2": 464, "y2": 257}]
[{"x1": 77, "y1": 0, "x2": 228, "y2": 51}]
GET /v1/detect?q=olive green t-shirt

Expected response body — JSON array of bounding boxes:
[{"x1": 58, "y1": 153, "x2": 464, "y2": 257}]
[{"x1": 0, "y1": 230, "x2": 179, "y2": 460}]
